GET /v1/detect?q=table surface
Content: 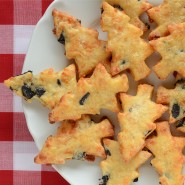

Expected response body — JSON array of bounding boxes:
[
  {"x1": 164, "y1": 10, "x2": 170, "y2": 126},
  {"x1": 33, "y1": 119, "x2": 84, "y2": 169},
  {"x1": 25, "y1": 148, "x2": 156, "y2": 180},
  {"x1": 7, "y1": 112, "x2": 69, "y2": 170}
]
[{"x1": 0, "y1": 0, "x2": 69, "y2": 184}]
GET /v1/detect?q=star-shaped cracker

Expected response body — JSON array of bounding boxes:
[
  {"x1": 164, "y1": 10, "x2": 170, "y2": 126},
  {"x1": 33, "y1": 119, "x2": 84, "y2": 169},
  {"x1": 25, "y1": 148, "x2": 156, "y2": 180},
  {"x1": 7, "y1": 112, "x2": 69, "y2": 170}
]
[
  {"x1": 99, "y1": 139, "x2": 151, "y2": 185},
  {"x1": 35, "y1": 115, "x2": 114, "y2": 164},
  {"x1": 146, "y1": 121, "x2": 185, "y2": 185},
  {"x1": 4, "y1": 64, "x2": 77, "y2": 110},
  {"x1": 157, "y1": 75, "x2": 185, "y2": 124},
  {"x1": 103, "y1": 0, "x2": 152, "y2": 31},
  {"x1": 53, "y1": 9, "x2": 111, "y2": 77},
  {"x1": 151, "y1": 23, "x2": 185, "y2": 80},
  {"x1": 148, "y1": 0, "x2": 185, "y2": 40},
  {"x1": 49, "y1": 64, "x2": 129, "y2": 123},
  {"x1": 118, "y1": 84, "x2": 168, "y2": 161},
  {"x1": 101, "y1": 2, "x2": 153, "y2": 81}
]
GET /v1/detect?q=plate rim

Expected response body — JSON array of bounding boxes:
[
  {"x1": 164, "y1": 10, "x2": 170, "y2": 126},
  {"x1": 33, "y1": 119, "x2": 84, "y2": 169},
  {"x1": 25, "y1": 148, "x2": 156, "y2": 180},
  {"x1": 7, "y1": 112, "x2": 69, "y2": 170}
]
[{"x1": 21, "y1": 0, "x2": 74, "y2": 184}]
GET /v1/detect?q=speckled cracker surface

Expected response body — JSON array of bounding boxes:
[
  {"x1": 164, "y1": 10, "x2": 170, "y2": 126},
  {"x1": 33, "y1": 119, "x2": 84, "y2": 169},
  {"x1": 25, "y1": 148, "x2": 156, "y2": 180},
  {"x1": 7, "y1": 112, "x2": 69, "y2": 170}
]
[
  {"x1": 151, "y1": 23, "x2": 185, "y2": 80},
  {"x1": 99, "y1": 139, "x2": 151, "y2": 185},
  {"x1": 101, "y1": 2, "x2": 153, "y2": 81},
  {"x1": 146, "y1": 122, "x2": 185, "y2": 185},
  {"x1": 103, "y1": 0, "x2": 152, "y2": 31},
  {"x1": 118, "y1": 84, "x2": 168, "y2": 161},
  {"x1": 148, "y1": 0, "x2": 185, "y2": 40},
  {"x1": 53, "y1": 9, "x2": 111, "y2": 77},
  {"x1": 4, "y1": 64, "x2": 77, "y2": 110},
  {"x1": 49, "y1": 64, "x2": 129, "y2": 123},
  {"x1": 35, "y1": 115, "x2": 114, "y2": 164},
  {"x1": 157, "y1": 75, "x2": 185, "y2": 126},
  {"x1": 53, "y1": 8, "x2": 81, "y2": 39}
]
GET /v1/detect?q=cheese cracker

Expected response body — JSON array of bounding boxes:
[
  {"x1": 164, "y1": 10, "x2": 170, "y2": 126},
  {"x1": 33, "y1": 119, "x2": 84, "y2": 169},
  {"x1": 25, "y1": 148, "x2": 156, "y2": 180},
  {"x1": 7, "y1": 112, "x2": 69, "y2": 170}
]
[
  {"x1": 151, "y1": 23, "x2": 185, "y2": 80},
  {"x1": 118, "y1": 84, "x2": 168, "y2": 161},
  {"x1": 103, "y1": 0, "x2": 152, "y2": 31},
  {"x1": 4, "y1": 64, "x2": 77, "y2": 110},
  {"x1": 101, "y1": 2, "x2": 153, "y2": 81},
  {"x1": 99, "y1": 139, "x2": 151, "y2": 185},
  {"x1": 49, "y1": 64, "x2": 128, "y2": 123},
  {"x1": 35, "y1": 115, "x2": 114, "y2": 164},
  {"x1": 53, "y1": 9, "x2": 111, "y2": 77},
  {"x1": 146, "y1": 121, "x2": 185, "y2": 185},
  {"x1": 148, "y1": 0, "x2": 185, "y2": 40}
]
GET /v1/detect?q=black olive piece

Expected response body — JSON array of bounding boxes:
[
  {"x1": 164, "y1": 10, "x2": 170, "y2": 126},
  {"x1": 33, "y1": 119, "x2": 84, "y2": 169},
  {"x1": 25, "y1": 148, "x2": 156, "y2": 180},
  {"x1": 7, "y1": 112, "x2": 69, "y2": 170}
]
[
  {"x1": 113, "y1": 4, "x2": 123, "y2": 11},
  {"x1": 101, "y1": 7, "x2": 104, "y2": 14},
  {"x1": 99, "y1": 175, "x2": 110, "y2": 185},
  {"x1": 77, "y1": 19, "x2": 81, "y2": 24},
  {"x1": 129, "y1": 108, "x2": 132, "y2": 112},
  {"x1": 133, "y1": 178, "x2": 138, "y2": 182},
  {"x1": 79, "y1": 92, "x2": 90, "y2": 105},
  {"x1": 145, "y1": 23, "x2": 150, "y2": 30},
  {"x1": 15, "y1": 70, "x2": 32, "y2": 77},
  {"x1": 120, "y1": 60, "x2": 126, "y2": 65},
  {"x1": 10, "y1": 86, "x2": 13, "y2": 91},
  {"x1": 175, "y1": 78, "x2": 185, "y2": 85},
  {"x1": 58, "y1": 31, "x2": 65, "y2": 45},
  {"x1": 57, "y1": 79, "x2": 61, "y2": 86},
  {"x1": 171, "y1": 103, "x2": 180, "y2": 118},
  {"x1": 175, "y1": 78, "x2": 185, "y2": 89},
  {"x1": 35, "y1": 87, "x2": 45, "y2": 97},
  {"x1": 23, "y1": 70, "x2": 32, "y2": 74},
  {"x1": 176, "y1": 118, "x2": 185, "y2": 128},
  {"x1": 181, "y1": 84, "x2": 185, "y2": 89},
  {"x1": 104, "y1": 147, "x2": 111, "y2": 156},
  {"x1": 22, "y1": 85, "x2": 36, "y2": 99}
]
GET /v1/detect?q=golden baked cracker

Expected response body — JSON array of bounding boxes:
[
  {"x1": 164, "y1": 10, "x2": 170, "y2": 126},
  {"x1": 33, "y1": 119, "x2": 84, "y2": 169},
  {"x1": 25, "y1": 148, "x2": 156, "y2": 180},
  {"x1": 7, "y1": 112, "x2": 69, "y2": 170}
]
[
  {"x1": 35, "y1": 115, "x2": 114, "y2": 164},
  {"x1": 157, "y1": 75, "x2": 185, "y2": 125},
  {"x1": 101, "y1": 2, "x2": 153, "y2": 81},
  {"x1": 99, "y1": 139, "x2": 151, "y2": 185},
  {"x1": 148, "y1": 0, "x2": 185, "y2": 40},
  {"x1": 118, "y1": 84, "x2": 168, "y2": 161},
  {"x1": 52, "y1": 9, "x2": 111, "y2": 77},
  {"x1": 146, "y1": 121, "x2": 185, "y2": 185},
  {"x1": 103, "y1": 0, "x2": 152, "y2": 31},
  {"x1": 49, "y1": 63, "x2": 129, "y2": 123},
  {"x1": 4, "y1": 64, "x2": 77, "y2": 110},
  {"x1": 52, "y1": 8, "x2": 81, "y2": 40},
  {"x1": 151, "y1": 23, "x2": 185, "y2": 80}
]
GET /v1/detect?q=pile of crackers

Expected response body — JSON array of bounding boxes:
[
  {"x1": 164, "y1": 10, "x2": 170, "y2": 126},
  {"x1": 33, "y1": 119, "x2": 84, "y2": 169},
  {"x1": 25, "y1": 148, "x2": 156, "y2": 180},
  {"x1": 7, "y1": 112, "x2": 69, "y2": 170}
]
[{"x1": 4, "y1": 0, "x2": 185, "y2": 184}]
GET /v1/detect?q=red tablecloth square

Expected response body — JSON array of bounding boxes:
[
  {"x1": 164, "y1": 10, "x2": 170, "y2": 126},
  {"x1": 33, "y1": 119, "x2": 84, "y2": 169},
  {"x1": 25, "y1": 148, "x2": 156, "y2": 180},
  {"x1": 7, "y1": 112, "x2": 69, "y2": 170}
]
[
  {"x1": 0, "y1": 0, "x2": 14, "y2": 25},
  {"x1": 0, "y1": 54, "x2": 13, "y2": 82},
  {"x1": 0, "y1": 112, "x2": 13, "y2": 141},
  {"x1": 0, "y1": 170, "x2": 13, "y2": 185}
]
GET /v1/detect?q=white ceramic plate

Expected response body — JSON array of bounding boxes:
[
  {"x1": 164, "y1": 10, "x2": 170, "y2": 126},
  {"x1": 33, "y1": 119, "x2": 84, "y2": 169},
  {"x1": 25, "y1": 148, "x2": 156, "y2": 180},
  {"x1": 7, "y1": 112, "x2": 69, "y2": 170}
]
[{"x1": 22, "y1": 0, "x2": 184, "y2": 185}]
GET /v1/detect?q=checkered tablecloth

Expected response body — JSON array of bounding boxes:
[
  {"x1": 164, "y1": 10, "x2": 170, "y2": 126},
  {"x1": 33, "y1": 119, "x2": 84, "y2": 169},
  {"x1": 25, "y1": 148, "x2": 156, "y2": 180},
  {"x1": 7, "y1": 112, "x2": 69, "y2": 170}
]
[{"x1": 0, "y1": 0, "x2": 69, "y2": 184}]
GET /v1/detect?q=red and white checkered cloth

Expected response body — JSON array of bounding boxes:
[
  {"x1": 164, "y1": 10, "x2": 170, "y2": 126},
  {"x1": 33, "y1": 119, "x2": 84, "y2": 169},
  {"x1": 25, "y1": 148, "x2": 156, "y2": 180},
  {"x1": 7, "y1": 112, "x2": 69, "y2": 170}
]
[{"x1": 0, "y1": 1, "x2": 69, "y2": 184}]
